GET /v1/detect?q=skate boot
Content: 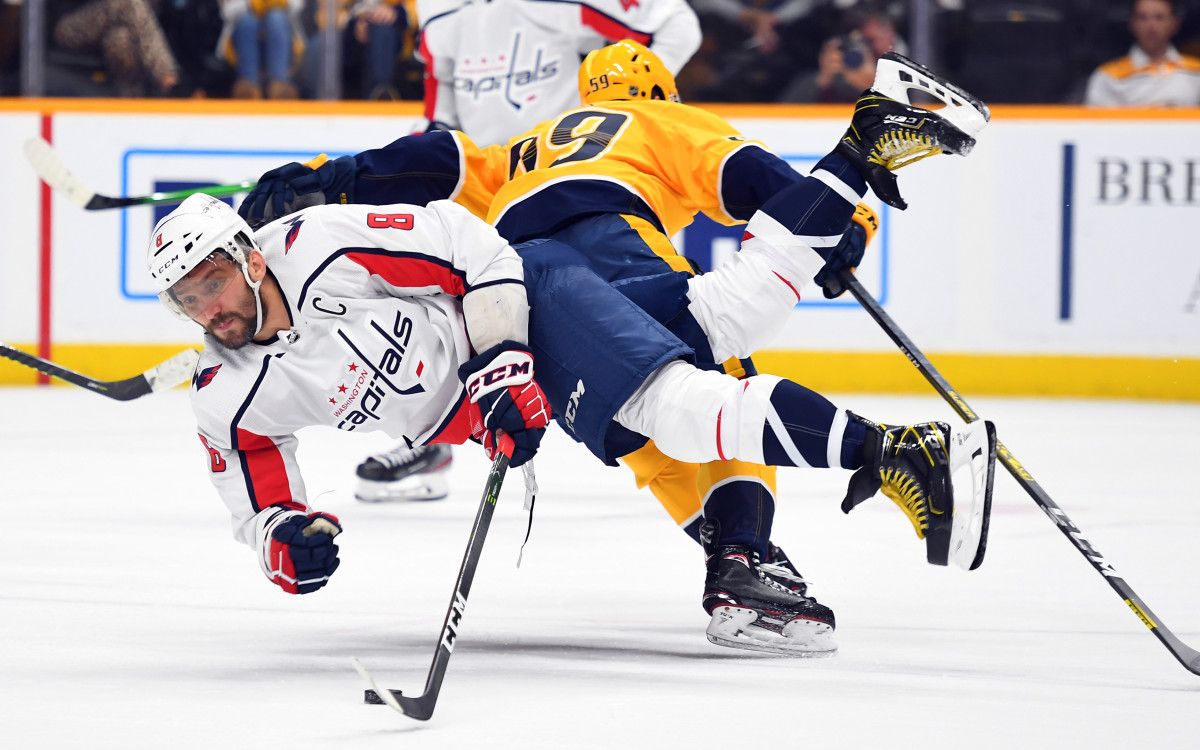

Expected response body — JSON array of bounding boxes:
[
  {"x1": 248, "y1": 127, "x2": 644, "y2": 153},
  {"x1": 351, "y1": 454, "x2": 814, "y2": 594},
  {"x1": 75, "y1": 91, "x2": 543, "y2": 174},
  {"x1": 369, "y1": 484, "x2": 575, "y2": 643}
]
[
  {"x1": 842, "y1": 415, "x2": 997, "y2": 570},
  {"x1": 701, "y1": 523, "x2": 836, "y2": 656},
  {"x1": 759, "y1": 542, "x2": 809, "y2": 598},
  {"x1": 835, "y1": 51, "x2": 990, "y2": 209},
  {"x1": 354, "y1": 443, "x2": 453, "y2": 502}
]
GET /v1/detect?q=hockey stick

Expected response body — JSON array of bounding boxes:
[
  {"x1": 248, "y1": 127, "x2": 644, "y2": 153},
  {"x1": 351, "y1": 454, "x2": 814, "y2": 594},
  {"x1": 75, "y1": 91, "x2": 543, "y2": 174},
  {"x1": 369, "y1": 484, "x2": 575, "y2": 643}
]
[
  {"x1": 0, "y1": 342, "x2": 199, "y2": 401},
  {"x1": 838, "y1": 269, "x2": 1200, "y2": 676},
  {"x1": 355, "y1": 453, "x2": 510, "y2": 720},
  {"x1": 23, "y1": 137, "x2": 254, "y2": 210}
]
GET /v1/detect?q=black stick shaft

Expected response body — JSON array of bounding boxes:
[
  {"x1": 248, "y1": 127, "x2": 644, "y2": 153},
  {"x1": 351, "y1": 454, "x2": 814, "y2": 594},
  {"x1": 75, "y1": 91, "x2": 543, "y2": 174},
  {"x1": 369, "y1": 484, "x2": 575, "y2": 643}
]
[
  {"x1": 839, "y1": 270, "x2": 1200, "y2": 675},
  {"x1": 365, "y1": 454, "x2": 510, "y2": 719}
]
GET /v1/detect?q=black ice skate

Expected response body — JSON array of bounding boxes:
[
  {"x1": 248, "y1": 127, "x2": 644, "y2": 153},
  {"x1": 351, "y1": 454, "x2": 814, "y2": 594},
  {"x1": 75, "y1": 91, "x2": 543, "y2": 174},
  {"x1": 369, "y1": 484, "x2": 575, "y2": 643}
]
[
  {"x1": 759, "y1": 542, "x2": 809, "y2": 597},
  {"x1": 842, "y1": 415, "x2": 997, "y2": 570},
  {"x1": 355, "y1": 443, "x2": 453, "y2": 502},
  {"x1": 836, "y1": 51, "x2": 990, "y2": 209},
  {"x1": 702, "y1": 543, "x2": 837, "y2": 657}
]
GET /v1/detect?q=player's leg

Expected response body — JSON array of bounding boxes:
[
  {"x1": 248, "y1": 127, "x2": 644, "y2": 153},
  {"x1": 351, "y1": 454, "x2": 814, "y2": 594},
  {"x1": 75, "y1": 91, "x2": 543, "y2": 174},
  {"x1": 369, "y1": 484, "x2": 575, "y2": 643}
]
[
  {"x1": 615, "y1": 362, "x2": 997, "y2": 571},
  {"x1": 620, "y1": 439, "x2": 836, "y2": 655},
  {"x1": 836, "y1": 51, "x2": 990, "y2": 210},
  {"x1": 688, "y1": 54, "x2": 987, "y2": 363}
]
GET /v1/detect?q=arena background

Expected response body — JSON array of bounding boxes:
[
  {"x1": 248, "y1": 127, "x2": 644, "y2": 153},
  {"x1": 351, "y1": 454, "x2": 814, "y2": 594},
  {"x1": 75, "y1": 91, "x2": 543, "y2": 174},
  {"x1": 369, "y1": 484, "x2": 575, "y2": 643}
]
[{"x1": 0, "y1": 99, "x2": 1196, "y2": 400}]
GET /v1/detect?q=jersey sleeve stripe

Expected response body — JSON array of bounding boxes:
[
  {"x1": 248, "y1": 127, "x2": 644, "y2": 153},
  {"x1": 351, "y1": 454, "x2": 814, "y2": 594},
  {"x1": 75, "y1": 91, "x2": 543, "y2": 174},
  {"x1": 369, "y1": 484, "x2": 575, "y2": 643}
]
[
  {"x1": 235, "y1": 428, "x2": 302, "y2": 513},
  {"x1": 419, "y1": 31, "x2": 438, "y2": 121},
  {"x1": 346, "y1": 249, "x2": 468, "y2": 296},
  {"x1": 579, "y1": 6, "x2": 653, "y2": 45},
  {"x1": 448, "y1": 130, "x2": 469, "y2": 201},
  {"x1": 228, "y1": 354, "x2": 302, "y2": 514},
  {"x1": 468, "y1": 277, "x2": 524, "y2": 292}
]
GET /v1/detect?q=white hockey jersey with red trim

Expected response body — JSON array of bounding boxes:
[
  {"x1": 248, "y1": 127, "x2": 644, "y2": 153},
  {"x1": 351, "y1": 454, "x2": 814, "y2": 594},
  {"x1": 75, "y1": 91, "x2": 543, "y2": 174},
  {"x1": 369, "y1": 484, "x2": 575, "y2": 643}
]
[
  {"x1": 417, "y1": 0, "x2": 700, "y2": 145},
  {"x1": 189, "y1": 201, "x2": 523, "y2": 548}
]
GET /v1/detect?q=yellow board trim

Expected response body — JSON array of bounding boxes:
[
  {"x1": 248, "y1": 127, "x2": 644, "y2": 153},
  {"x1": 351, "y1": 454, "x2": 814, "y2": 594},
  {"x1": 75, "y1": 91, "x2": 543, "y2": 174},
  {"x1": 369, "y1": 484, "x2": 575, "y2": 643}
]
[
  {"x1": 0, "y1": 343, "x2": 200, "y2": 387},
  {"x1": 2, "y1": 344, "x2": 1197, "y2": 402},
  {"x1": 751, "y1": 350, "x2": 1200, "y2": 402}
]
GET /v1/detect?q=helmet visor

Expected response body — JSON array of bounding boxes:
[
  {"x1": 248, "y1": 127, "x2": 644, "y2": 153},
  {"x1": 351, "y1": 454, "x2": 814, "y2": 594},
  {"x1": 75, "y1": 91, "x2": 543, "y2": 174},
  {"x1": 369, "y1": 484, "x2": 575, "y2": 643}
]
[{"x1": 162, "y1": 253, "x2": 237, "y2": 319}]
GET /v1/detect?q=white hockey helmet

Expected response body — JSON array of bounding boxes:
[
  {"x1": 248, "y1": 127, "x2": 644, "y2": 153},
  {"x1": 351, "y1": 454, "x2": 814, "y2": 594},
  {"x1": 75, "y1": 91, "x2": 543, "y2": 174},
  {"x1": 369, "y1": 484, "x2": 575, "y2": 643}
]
[{"x1": 147, "y1": 194, "x2": 265, "y2": 335}]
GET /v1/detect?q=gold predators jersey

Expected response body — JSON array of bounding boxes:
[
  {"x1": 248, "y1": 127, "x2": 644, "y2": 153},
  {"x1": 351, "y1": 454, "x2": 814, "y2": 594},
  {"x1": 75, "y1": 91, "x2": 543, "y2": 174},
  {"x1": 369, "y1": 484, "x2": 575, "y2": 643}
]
[{"x1": 479, "y1": 100, "x2": 766, "y2": 242}]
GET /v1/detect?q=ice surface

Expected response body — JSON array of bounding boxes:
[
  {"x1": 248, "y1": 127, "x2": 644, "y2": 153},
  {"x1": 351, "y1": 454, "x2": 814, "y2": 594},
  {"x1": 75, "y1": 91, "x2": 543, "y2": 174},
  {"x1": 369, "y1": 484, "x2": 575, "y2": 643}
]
[{"x1": 2, "y1": 388, "x2": 1197, "y2": 748}]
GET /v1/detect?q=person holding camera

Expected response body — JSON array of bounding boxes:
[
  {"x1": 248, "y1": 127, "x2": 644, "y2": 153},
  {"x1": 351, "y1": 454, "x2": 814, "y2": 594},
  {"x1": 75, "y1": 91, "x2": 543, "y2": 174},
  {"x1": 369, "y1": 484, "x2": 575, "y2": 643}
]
[{"x1": 781, "y1": 7, "x2": 905, "y2": 102}]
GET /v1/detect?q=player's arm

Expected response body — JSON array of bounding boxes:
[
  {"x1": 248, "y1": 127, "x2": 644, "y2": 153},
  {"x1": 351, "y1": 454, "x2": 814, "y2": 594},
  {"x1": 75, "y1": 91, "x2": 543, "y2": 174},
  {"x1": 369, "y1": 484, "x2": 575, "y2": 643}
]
[
  {"x1": 238, "y1": 130, "x2": 506, "y2": 226},
  {"x1": 656, "y1": 106, "x2": 875, "y2": 296},
  {"x1": 197, "y1": 406, "x2": 341, "y2": 596},
  {"x1": 417, "y1": 26, "x2": 459, "y2": 130},
  {"x1": 576, "y1": 0, "x2": 701, "y2": 74}
]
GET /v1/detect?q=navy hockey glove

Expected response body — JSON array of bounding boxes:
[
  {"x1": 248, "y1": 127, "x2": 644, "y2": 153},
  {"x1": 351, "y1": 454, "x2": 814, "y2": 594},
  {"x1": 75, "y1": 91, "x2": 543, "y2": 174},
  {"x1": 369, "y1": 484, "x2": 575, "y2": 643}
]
[
  {"x1": 813, "y1": 202, "x2": 878, "y2": 298},
  {"x1": 459, "y1": 342, "x2": 551, "y2": 468},
  {"x1": 260, "y1": 510, "x2": 342, "y2": 595},
  {"x1": 238, "y1": 154, "x2": 357, "y2": 227}
]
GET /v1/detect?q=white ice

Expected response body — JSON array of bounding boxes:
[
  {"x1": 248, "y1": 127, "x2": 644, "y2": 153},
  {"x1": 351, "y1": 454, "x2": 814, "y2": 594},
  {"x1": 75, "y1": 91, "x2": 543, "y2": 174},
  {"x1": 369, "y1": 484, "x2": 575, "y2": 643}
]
[{"x1": 2, "y1": 387, "x2": 1197, "y2": 749}]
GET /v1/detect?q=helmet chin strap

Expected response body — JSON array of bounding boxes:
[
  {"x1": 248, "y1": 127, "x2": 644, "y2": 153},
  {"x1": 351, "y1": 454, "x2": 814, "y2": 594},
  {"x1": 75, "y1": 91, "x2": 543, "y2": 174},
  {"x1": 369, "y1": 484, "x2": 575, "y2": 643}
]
[{"x1": 241, "y1": 264, "x2": 266, "y2": 338}]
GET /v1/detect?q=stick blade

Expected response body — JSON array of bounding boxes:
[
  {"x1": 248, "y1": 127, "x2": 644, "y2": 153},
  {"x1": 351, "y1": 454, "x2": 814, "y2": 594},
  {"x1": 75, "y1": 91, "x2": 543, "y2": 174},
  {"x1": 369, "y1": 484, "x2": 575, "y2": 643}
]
[
  {"x1": 352, "y1": 658, "x2": 434, "y2": 721},
  {"x1": 144, "y1": 349, "x2": 201, "y2": 393},
  {"x1": 23, "y1": 137, "x2": 96, "y2": 208}
]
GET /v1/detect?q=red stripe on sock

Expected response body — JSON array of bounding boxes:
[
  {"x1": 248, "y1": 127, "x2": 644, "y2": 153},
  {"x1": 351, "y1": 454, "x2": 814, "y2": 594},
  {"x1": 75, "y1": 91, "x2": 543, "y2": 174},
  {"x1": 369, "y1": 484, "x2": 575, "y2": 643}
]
[
  {"x1": 716, "y1": 406, "x2": 727, "y2": 460},
  {"x1": 773, "y1": 271, "x2": 801, "y2": 301}
]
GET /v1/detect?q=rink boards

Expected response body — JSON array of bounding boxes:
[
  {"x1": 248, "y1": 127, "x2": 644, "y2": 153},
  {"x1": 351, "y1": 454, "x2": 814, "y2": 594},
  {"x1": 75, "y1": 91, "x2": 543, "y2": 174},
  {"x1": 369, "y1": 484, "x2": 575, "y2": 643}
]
[{"x1": 0, "y1": 99, "x2": 1196, "y2": 399}]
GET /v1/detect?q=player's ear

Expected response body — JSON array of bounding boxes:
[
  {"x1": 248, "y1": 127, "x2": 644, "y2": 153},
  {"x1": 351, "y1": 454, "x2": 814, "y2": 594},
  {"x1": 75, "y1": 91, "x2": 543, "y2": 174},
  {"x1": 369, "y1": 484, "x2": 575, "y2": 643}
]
[{"x1": 246, "y1": 249, "x2": 268, "y2": 283}]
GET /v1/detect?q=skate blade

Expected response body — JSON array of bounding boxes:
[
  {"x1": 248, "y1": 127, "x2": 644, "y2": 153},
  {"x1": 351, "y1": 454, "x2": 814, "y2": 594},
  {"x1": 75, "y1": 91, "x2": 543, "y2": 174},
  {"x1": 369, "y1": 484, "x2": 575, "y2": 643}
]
[
  {"x1": 872, "y1": 52, "x2": 990, "y2": 142},
  {"x1": 947, "y1": 420, "x2": 997, "y2": 571},
  {"x1": 354, "y1": 475, "x2": 449, "y2": 503},
  {"x1": 706, "y1": 606, "x2": 837, "y2": 658}
]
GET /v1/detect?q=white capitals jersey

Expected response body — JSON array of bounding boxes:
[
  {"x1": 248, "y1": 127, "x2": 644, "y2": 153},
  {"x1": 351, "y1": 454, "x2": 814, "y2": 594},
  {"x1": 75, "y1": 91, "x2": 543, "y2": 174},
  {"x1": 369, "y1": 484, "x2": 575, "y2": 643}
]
[
  {"x1": 418, "y1": 0, "x2": 700, "y2": 145},
  {"x1": 189, "y1": 201, "x2": 524, "y2": 548}
]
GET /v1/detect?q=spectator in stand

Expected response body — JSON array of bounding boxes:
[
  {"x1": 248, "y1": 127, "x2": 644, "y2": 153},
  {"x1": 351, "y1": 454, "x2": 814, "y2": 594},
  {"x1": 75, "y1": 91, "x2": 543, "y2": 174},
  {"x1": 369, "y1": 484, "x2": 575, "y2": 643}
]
[
  {"x1": 300, "y1": 0, "x2": 409, "y2": 100},
  {"x1": 50, "y1": 0, "x2": 181, "y2": 96},
  {"x1": 416, "y1": 0, "x2": 700, "y2": 145},
  {"x1": 1086, "y1": 0, "x2": 1200, "y2": 106},
  {"x1": 778, "y1": 6, "x2": 906, "y2": 103},
  {"x1": 1, "y1": 0, "x2": 19, "y2": 93},
  {"x1": 218, "y1": 0, "x2": 305, "y2": 99},
  {"x1": 685, "y1": 0, "x2": 826, "y2": 101}
]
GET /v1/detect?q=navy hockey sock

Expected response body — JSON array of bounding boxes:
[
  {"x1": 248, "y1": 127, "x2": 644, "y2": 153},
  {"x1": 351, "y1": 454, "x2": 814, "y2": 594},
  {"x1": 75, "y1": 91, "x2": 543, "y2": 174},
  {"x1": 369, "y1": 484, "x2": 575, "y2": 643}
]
[
  {"x1": 760, "y1": 379, "x2": 868, "y2": 469},
  {"x1": 703, "y1": 479, "x2": 775, "y2": 558}
]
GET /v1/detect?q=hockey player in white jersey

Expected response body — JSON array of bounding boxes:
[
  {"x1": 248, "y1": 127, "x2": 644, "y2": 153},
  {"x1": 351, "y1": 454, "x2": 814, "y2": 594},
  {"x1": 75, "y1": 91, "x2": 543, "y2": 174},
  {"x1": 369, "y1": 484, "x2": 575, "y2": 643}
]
[
  {"x1": 152, "y1": 196, "x2": 550, "y2": 593},
  {"x1": 151, "y1": 180, "x2": 996, "y2": 655},
  {"x1": 416, "y1": 0, "x2": 700, "y2": 145}
]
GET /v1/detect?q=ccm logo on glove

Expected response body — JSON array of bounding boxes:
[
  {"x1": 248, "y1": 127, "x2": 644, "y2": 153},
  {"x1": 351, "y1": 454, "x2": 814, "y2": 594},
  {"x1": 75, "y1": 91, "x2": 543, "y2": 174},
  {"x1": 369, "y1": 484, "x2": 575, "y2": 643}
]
[
  {"x1": 459, "y1": 342, "x2": 550, "y2": 467},
  {"x1": 466, "y1": 351, "x2": 534, "y2": 400}
]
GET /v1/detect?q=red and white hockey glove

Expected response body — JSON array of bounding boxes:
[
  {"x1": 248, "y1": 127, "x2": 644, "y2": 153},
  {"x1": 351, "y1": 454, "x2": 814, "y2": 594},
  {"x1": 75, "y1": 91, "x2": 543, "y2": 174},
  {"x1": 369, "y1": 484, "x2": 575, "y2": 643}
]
[
  {"x1": 459, "y1": 342, "x2": 551, "y2": 468},
  {"x1": 255, "y1": 507, "x2": 342, "y2": 595}
]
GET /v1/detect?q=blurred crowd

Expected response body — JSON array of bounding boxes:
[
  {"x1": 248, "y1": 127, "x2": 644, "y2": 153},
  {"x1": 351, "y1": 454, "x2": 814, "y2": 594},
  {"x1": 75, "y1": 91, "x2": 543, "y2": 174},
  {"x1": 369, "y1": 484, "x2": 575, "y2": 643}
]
[{"x1": 1, "y1": 0, "x2": 1199, "y2": 105}]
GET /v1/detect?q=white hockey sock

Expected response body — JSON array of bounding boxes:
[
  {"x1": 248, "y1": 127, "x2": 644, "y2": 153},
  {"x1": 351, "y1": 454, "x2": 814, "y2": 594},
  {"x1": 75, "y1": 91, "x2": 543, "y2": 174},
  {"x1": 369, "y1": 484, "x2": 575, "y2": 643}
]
[
  {"x1": 614, "y1": 361, "x2": 852, "y2": 467},
  {"x1": 685, "y1": 212, "x2": 830, "y2": 362}
]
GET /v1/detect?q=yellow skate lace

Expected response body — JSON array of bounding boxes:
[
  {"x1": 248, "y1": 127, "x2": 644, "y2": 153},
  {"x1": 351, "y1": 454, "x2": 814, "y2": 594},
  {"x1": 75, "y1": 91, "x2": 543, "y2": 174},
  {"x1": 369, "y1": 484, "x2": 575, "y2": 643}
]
[
  {"x1": 849, "y1": 96, "x2": 944, "y2": 170},
  {"x1": 869, "y1": 131, "x2": 942, "y2": 170},
  {"x1": 877, "y1": 423, "x2": 948, "y2": 539},
  {"x1": 879, "y1": 467, "x2": 929, "y2": 539}
]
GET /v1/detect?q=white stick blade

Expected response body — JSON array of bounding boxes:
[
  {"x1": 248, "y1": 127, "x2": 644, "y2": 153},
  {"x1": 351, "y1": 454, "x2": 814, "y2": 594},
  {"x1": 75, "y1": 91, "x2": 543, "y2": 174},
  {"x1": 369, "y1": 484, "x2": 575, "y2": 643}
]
[
  {"x1": 23, "y1": 137, "x2": 96, "y2": 208},
  {"x1": 144, "y1": 349, "x2": 200, "y2": 392},
  {"x1": 350, "y1": 657, "x2": 407, "y2": 714}
]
